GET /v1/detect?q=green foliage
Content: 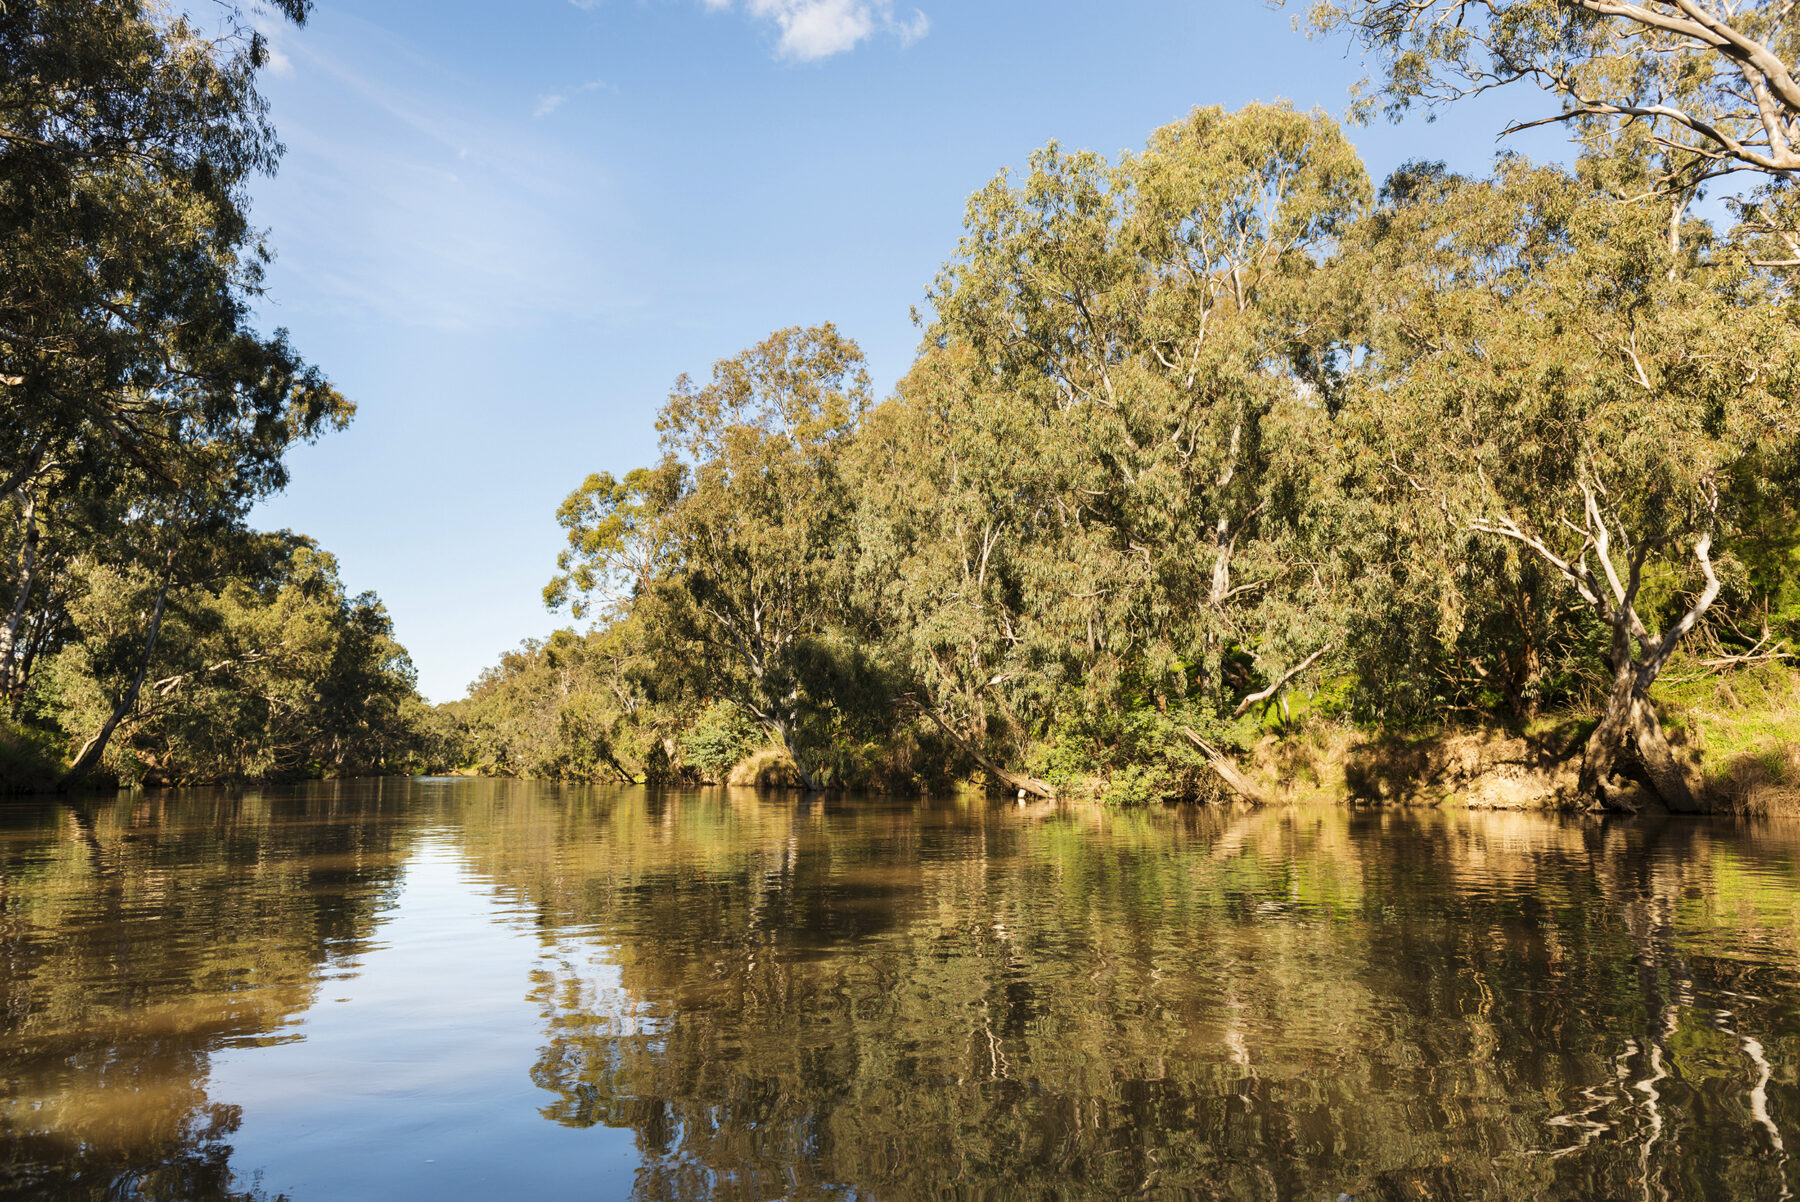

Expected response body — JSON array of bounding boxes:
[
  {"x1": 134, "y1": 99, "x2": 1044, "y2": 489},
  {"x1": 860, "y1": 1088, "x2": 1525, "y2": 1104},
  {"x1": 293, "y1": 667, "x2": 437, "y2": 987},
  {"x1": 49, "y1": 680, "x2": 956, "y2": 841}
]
[
  {"x1": 24, "y1": 537, "x2": 428, "y2": 786},
  {"x1": 462, "y1": 99, "x2": 1800, "y2": 807},
  {"x1": 842, "y1": 104, "x2": 1368, "y2": 794},
  {"x1": 544, "y1": 461, "x2": 685, "y2": 619},
  {"x1": 1658, "y1": 661, "x2": 1800, "y2": 770},
  {"x1": 1308, "y1": 0, "x2": 1800, "y2": 211},
  {"x1": 0, "y1": 717, "x2": 63, "y2": 793},
  {"x1": 680, "y1": 701, "x2": 761, "y2": 781},
  {"x1": 1033, "y1": 695, "x2": 1236, "y2": 805},
  {"x1": 446, "y1": 624, "x2": 663, "y2": 783},
  {"x1": 543, "y1": 325, "x2": 874, "y2": 790},
  {"x1": 0, "y1": 0, "x2": 386, "y2": 789}
]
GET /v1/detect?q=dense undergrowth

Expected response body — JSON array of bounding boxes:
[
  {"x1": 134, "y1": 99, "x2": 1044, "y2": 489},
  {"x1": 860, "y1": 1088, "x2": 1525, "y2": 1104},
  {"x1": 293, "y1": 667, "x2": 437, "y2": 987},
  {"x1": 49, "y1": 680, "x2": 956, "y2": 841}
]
[{"x1": 430, "y1": 628, "x2": 1800, "y2": 811}]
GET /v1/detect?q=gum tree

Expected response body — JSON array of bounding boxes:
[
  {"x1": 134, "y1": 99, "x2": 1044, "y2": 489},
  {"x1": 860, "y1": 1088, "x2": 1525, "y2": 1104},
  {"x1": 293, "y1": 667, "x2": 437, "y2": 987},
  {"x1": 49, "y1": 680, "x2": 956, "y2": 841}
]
[
  {"x1": 862, "y1": 104, "x2": 1369, "y2": 797},
  {"x1": 548, "y1": 325, "x2": 871, "y2": 789},
  {"x1": 1, "y1": 0, "x2": 350, "y2": 780},
  {"x1": 1351, "y1": 158, "x2": 1800, "y2": 810},
  {"x1": 1307, "y1": 0, "x2": 1800, "y2": 261}
]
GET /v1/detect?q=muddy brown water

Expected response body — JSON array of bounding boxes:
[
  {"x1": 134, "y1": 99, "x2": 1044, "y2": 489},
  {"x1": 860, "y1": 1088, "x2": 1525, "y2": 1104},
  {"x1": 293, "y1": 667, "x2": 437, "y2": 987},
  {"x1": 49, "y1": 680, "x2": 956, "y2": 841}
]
[{"x1": 2, "y1": 778, "x2": 1797, "y2": 1200}]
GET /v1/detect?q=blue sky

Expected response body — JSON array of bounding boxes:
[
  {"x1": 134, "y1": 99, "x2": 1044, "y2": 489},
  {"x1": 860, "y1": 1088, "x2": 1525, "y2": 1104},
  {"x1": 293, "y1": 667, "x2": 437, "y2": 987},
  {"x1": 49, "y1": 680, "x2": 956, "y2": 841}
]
[{"x1": 247, "y1": 0, "x2": 1572, "y2": 702}]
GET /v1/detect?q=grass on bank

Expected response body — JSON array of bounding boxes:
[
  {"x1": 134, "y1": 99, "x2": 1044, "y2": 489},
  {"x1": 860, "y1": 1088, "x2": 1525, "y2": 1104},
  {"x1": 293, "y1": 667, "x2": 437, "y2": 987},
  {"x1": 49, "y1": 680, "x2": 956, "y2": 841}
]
[
  {"x1": 1234, "y1": 661, "x2": 1799, "y2": 812},
  {"x1": 1660, "y1": 662, "x2": 1800, "y2": 813}
]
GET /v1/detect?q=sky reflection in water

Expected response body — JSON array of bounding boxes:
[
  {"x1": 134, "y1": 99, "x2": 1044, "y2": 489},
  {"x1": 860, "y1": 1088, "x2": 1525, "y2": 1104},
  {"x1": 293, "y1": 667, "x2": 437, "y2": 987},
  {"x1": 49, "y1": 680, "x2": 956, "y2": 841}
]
[{"x1": 2, "y1": 778, "x2": 1797, "y2": 1200}]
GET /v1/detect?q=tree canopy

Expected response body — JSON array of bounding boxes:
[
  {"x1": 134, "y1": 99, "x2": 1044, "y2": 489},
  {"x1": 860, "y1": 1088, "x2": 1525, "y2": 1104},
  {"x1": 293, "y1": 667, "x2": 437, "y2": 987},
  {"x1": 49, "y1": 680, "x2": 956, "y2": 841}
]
[
  {"x1": 472, "y1": 97, "x2": 1799, "y2": 812},
  {"x1": 0, "y1": 0, "x2": 437, "y2": 792}
]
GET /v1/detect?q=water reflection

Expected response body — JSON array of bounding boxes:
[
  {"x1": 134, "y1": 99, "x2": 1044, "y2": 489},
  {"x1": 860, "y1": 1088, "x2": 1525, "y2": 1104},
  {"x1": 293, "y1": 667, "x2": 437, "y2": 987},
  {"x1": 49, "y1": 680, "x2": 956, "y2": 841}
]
[
  {"x1": 2, "y1": 781, "x2": 1797, "y2": 1200},
  {"x1": 1, "y1": 783, "x2": 418, "y2": 1200},
  {"x1": 456, "y1": 794, "x2": 1800, "y2": 1201}
]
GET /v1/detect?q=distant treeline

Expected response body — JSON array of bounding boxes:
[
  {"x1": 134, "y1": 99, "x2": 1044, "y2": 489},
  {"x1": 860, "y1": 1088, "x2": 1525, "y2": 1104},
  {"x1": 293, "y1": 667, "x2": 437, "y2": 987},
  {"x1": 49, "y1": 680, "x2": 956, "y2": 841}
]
[
  {"x1": 444, "y1": 90, "x2": 1800, "y2": 811},
  {"x1": 1, "y1": 1, "x2": 437, "y2": 790}
]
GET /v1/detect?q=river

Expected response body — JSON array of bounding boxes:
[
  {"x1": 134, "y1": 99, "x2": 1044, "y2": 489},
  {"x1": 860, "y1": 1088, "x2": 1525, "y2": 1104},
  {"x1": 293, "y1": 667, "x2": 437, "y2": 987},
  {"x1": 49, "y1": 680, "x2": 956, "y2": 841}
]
[{"x1": 2, "y1": 778, "x2": 1796, "y2": 1200}]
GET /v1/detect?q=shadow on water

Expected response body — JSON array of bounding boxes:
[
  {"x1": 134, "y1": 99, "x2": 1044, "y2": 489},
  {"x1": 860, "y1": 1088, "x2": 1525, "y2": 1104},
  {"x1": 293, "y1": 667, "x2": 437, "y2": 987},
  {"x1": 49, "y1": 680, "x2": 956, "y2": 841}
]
[{"x1": 3, "y1": 780, "x2": 1798, "y2": 1200}]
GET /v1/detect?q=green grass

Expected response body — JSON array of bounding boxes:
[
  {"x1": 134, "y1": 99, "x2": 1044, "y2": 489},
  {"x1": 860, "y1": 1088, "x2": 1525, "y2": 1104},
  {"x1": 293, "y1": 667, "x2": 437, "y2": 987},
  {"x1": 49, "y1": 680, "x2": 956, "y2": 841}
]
[
  {"x1": 1657, "y1": 661, "x2": 1800, "y2": 810},
  {"x1": 1660, "y1": 662, "x2": 1800, "y2": 761}
]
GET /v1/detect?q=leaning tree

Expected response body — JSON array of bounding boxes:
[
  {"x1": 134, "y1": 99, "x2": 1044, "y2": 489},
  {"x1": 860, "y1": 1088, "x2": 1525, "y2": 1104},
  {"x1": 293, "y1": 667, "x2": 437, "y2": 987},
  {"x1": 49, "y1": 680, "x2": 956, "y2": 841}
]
[{"x1": 1351, "y1": 157, "x2": 1800, "y2": 810}]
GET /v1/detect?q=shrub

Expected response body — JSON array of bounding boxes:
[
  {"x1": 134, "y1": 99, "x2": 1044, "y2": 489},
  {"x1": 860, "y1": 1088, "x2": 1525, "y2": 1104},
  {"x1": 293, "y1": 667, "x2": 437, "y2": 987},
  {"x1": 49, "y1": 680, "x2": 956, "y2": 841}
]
[
  {"x1": 1032, "y1": 697, "x2": 1237, "y2": 805},
  {"x1": 0, "y1": 720, "x2": 65, "y2": 794},
  {"x1": 680, "y1": 701, "x2": 762, "y2": 782}
]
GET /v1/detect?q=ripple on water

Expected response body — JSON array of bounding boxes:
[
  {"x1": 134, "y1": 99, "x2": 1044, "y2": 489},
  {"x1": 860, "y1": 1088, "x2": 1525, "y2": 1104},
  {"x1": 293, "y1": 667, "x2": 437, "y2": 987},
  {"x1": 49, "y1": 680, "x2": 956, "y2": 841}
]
[{"x1": 0, "y1": 785, "x2": 1796, "y2": 1201}]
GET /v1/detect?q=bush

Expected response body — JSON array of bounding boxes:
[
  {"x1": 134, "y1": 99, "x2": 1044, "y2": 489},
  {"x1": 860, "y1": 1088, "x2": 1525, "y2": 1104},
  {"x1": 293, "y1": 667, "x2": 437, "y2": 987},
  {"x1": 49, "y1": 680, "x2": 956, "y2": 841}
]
[
  {"x1": 1031, "y1": 697, "x2": 1237, "y2": 805},
  {"x1": 0, "y1": 720, "x2": 65, "y2": 794},
  {"x1": 680, "y1": 701, "x2": 762, "y2": 782}
]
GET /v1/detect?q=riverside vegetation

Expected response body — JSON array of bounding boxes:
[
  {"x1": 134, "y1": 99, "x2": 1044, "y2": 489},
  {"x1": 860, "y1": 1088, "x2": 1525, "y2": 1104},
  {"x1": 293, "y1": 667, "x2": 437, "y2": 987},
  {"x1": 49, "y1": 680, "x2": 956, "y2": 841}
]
[
  {"x1": 6, "y1": 1, "x2": 1800, "y2": 811},
  {"x1": 0, "y1": 0, "x2": 431, "y2": 790}
]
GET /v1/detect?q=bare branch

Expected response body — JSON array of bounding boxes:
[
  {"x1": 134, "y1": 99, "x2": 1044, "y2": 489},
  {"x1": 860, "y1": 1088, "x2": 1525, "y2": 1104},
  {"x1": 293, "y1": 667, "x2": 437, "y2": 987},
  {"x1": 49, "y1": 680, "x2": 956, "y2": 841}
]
[{"x1": 1231, "y1": 644, "x2": 1334, "y2": 718}]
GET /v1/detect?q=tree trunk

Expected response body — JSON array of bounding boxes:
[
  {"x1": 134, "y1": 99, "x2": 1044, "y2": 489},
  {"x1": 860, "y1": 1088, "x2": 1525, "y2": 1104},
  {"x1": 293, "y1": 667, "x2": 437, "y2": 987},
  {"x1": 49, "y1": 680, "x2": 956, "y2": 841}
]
[
  {"x1": 1471, "y1": 499, "x2": 1721, "y2": 815},
  {"x1": 1502, "y1": 630, "x2": 1542, "y2": 720},
  {"x1": 62, "y1": 567, "x2": 173, "y2": 788},
  {"x1": 1579, "y1": 666, "x2": 1703, "y2": 814},
  {"x1": 1181, "y1": 727, "x2": 1270, "y2": 804},
  {"x1": 11, "y1": 615, "x2": 49, "y2": 720},
  {"x1": 600, "y1": 748, "x2": 635, "y2": 785},
  {"x1": 914, "y1": 702, "x2": 1054, "y2": 799},
  {"x1": 0, "y1": 491, "x2": 39, "y2": 705}
]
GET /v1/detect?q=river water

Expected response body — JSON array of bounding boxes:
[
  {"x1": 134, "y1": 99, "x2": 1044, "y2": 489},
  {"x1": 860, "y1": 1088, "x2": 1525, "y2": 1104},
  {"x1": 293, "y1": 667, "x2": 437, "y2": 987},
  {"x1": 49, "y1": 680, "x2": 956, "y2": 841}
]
[{"x1": 1, "y1": 779, "x2": 1797, "y2": 1200}]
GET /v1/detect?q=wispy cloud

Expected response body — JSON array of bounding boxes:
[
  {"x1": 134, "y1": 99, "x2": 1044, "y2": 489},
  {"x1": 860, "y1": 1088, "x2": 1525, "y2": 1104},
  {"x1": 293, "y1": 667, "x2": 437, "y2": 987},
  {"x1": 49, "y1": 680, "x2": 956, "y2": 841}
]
[
  {"x1": 708, "y1": 0, "x2": 930, "y2": 61},
  {"x1": 254, "y1": 14, "x2": 637, "y2": 332},
  {"x1": 533, "y1": 78, "x2": 613, "y2": 119}
]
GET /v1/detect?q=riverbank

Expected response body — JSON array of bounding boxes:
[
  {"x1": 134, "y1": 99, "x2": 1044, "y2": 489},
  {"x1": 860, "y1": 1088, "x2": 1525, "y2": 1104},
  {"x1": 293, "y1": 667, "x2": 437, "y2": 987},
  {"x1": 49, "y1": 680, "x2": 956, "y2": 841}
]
[
  {"x1": 0, "y1": 714, "x2": 440, "y2": 797},
  {"x1": 11, "y1": 665, "x2": 1794, "y2": 813},
  {"x1": 699, "y1": 666, "x2": 1800, "y2": 815}
]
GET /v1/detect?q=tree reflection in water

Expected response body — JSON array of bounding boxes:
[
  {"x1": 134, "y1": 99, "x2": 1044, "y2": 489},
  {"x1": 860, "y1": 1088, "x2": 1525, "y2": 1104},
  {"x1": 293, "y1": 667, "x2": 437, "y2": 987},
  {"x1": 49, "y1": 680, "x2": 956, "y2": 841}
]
[
  {"x1": 2, "y1": 782, "x2": 1796, "y2": 1201},
  {"x1": 458, "y1": 793, "x2": 1800, "y2": 1201},
  {"x1": 0, "y1": 782, "x2": 417, "y2": 1201}
]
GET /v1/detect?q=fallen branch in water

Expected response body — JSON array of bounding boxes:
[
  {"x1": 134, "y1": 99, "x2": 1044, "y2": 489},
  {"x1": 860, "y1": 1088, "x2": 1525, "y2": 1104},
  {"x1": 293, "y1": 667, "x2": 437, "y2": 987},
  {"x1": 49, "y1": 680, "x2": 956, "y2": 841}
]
[{"x1": 1181, "y1": 726, "x2": 1269, "y2": 805}]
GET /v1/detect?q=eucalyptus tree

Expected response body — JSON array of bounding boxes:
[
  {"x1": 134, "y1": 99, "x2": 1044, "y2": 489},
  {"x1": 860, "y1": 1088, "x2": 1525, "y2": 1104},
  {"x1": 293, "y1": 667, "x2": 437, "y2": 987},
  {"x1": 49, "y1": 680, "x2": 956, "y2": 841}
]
[
  {"x1": 36, "y1": 538, "x2": 421, "y2": 784},
  {"x1": 0, "y1": 0, "x2": 347, "y2": 735},
  {"x1": 864, "y1": 104, "x2": 1369, "y2": 797},
  {"x1": 38, "y1": 356, "x2": 349, "y2": 785},
  {"x1": 451, "y1": 626, "x2": 652, "y2": 783},
  {"x1": 1108, "y1": 103, "x2": 1367, "y2": 699},
  {"x1": 544, "y1": 461, "x2": 687, "y2": 619},
  {"x1": 1306, "y1": 0, "x2": 1800, "y2": 261},
  {"x1": 1349, "y1": 157, "x2": 1800, "y2": 810},
  {"x1": 548, "y1": 325, "x2": 872, "y2": 789},
  {"x1": 1, "y1": 0, "x2": 322, "y2": 508},
  {"x1": 0, "y1": 0, "x2": 351, "y2": 783},
  {"x1": 850, "y1": 346, "x2": 1068, "y2": 797}
]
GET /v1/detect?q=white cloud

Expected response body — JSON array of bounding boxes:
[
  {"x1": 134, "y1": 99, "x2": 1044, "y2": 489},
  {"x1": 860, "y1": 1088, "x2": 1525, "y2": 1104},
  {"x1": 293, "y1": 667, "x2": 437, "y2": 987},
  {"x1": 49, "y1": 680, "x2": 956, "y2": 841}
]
[
  {"x1": 750, "y1": 0, "x2": 871, "y2": 59},
  {"x1": 710, "y1": 0, "x2": 930, "y2": 61},
  {"x1": 892, "y1": 7, "x2": 929, "y2": 45}
]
